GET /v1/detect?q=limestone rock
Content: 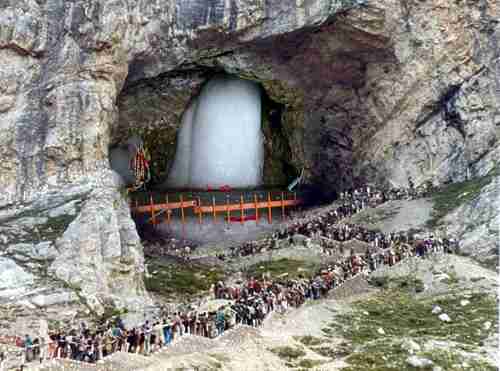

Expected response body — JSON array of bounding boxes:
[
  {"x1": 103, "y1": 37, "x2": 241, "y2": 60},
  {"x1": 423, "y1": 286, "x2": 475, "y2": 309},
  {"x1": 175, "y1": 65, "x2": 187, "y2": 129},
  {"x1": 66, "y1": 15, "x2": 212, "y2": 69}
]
[
  {"x1": 431, "y1": 306, "x2": 442, "y2": 314},
  {"x1": 407, "y1": 356, "x2": 434, "y2": 368},
  {"x1": 401, "y1": 339, "x2": 421, "y2": 354},
  {"x1": 460, "y1": 300, "x2": 470, "y2": 307},
  {"x1": 29, "y1": 292, "x2": 78, "y2": 308},
  {"x1": 442, "y1": 174, "x2": 500, "y2": 267},
  {"x1": 0, "y1": 257, "x2": 34, "y2": 298},
  {"x1": 438, "y1": 313, "x2": 451, "y2": 323}
]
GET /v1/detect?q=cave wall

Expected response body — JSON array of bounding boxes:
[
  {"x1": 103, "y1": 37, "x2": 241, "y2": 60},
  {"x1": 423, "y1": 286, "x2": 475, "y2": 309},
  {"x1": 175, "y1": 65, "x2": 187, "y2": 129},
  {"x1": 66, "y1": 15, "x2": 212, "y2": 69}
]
[
  {"x1": 0, "y1": 0, "x2": 370, "y2": 317},
  {"x1": 0, "y1": 0, "x2": 498, "y2": 321}
]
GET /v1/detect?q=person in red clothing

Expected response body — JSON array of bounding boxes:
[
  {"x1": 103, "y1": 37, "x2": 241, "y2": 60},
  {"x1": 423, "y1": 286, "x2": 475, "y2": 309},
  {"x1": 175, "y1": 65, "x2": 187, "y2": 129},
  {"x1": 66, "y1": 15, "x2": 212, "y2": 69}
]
[
  {"x1": 247, "y1": 277, "x2": 256, "y2": 295},
  {"x1": 254, "y1": 279, "x2": 262, "y2": 294}
]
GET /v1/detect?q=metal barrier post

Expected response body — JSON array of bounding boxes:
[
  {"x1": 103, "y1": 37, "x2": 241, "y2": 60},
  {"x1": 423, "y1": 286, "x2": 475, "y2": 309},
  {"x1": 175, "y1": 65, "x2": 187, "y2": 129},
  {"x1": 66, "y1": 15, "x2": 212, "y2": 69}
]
[
  {"x1": 150, "y1": 194, "x2": 156, "y2": 226},
  {"x1": 254, "y1": 193, "x2": 259, "y2": 224},
  {"x1": 198, "y1": 197, "x2": 203, "y2": 225},
  {"x1": 166, "y1": 194, "x2": 171, "y2": 225},
  {"x1": 281, "y1": 191, "x2": 285, "y2": 221},
  {"x1": 240, "y1": 194, "x2": 244, "y2": 225},
  {"x1": 267, "y1": 192, "x2": 272, "y2": 224},
  {"x1": 180, "y1": 194, "x2": 185, "y2": 225},
  {"x1": 212, "y1": 196, "x2": 217, "y2": 224}
]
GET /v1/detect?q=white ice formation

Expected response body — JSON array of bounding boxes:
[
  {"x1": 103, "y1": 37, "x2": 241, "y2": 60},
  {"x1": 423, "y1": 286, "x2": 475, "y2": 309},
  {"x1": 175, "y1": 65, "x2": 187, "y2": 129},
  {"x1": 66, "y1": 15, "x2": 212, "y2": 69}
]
[{"x1": 165, "y1": 75, "x2": 263, "y2": 189}]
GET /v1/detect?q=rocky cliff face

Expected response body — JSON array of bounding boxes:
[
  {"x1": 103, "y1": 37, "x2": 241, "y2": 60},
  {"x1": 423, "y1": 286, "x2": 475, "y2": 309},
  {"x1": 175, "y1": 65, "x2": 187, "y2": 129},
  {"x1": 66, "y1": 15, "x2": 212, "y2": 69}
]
[{"x1": 0, "y1": 0, "x2": 498, "y2": 320}]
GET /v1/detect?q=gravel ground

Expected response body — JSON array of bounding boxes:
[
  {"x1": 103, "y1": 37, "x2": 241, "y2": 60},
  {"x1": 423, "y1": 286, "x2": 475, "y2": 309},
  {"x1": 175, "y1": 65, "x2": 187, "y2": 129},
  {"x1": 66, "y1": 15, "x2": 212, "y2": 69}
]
[{"x1": 348, "y1": 199, "x2": 433, "y2": 234}]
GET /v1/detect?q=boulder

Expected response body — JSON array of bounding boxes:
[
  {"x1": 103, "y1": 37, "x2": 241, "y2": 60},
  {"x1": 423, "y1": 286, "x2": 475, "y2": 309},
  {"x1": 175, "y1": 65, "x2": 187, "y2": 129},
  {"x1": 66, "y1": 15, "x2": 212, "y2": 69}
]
[
  {"x1": 401, "y1": 339, "x2": 421, "y2": 354},
  {"x1": 431, "y1": 306, "x2": 442, "y2": 314},
  {"x1": 407, "y1": 356, "x2": 434, "y2": 368},
  {"x1": 438, "y1": 313, "x2": 451, "y2": 323}
]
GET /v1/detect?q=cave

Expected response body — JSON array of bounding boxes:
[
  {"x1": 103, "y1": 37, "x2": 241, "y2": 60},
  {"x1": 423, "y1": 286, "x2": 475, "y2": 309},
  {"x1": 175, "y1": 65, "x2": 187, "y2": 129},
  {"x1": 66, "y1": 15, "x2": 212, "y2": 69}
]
[
  {"x1": 109, "y1": 71, "x2": 305, "y2": 243},
  {"x1": 106, "y1": 12, "x2": 398, "y2": 243},
  {"x1": 103, "y1": 8, "x2": 400, "y2": 246},
  {"x1": 110, "y1": 72, "x2": 298, "y2": 192}
]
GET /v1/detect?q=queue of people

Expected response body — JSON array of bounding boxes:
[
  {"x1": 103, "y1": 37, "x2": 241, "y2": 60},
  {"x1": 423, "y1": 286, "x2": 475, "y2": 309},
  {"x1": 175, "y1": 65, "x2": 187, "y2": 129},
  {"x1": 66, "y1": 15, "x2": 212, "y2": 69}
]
[
  {"x1": 1, "y1": 183, "x2": 452, "y2": 370},
  {"x1": 5, "y1": 229, "x2": 457, "y2": 369}
]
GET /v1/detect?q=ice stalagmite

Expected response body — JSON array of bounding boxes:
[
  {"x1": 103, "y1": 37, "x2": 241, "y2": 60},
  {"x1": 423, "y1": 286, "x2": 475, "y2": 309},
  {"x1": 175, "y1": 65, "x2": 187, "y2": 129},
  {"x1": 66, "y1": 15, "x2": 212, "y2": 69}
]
[
  {"x1": 164, "y1": 99, "x2": 197, "y2": 188},
  {"x1": 165, "y1": 75, "x2": 263, "y2": 189}
]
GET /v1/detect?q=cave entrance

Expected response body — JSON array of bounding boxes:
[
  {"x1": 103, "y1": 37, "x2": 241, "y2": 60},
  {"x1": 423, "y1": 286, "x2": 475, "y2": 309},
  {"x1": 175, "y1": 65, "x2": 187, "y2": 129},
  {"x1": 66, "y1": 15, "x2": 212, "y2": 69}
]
[
  {"x1": 111, "y1": 73, "x2": 298, "y2": 192},
  {"x1": 110, "y1": 72, "x2": 301, "y2": 243}
]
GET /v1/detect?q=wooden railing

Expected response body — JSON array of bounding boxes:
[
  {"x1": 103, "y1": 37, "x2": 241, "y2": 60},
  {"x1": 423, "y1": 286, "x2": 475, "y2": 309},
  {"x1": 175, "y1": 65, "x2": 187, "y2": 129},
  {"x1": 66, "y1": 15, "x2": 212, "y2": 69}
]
[{"x1": 130, "y1": 191, "x2": 301, "y2": 225}]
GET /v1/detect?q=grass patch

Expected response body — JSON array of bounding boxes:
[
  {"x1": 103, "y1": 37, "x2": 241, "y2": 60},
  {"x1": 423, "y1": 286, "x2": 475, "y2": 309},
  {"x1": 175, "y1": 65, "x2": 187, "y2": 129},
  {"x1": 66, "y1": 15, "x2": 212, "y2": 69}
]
[
  {"x1": 246, "y1": 258, "x2": 318, "y2": 279},
  {"x1": 328, "y1": 289, "x2": 498, "y2": 370},
  {"x1": 296, "y1": 358, "x2": 323, "y2": 369},
  {"x1": 342, "y1": 341, "x2": 408, "y2": 371},
  {"x1": 470, "y1": 276, "x2": 485, "y2": 283},
  {"x1": 294, "y1": 335, "x2": 324, "y2": 347},
  {"x1": 369, "y1": 275, "x2": 424, "y2": 293},
  {"x1": 270, "y1": 346, "x2": 306, "y2": 361},
  {"x1": 145, "y1": 260, "x2": 224, "y2": 299},
  {"x1": 427, "y1": 166, "x2": 499, "y2": 228},
  {"x1": 421, "y1": 349, "x2": 497, "y2": 371},
  {"x1": 441, "y1": 270, "x2": 460, "y2": 285},
  {"x1": 330, "y1": 291, "x2": 497, "y2": 346},
  {"x1": 313, "y1": 344, "x2": 352, "y2": 359}
]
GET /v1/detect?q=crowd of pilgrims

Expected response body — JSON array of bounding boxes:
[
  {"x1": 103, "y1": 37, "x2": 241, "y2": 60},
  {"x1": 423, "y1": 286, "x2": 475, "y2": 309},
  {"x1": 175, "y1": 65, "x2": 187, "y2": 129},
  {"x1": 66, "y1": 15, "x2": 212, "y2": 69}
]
[
  {"x1": 224, "y1": 185, "x2": 439, "y2": 259},
  {"x1": 145, "y1": 183, "x2": 435, "y2": 260},
  {"x1": 10, "y1": 234, "x2": 456, "y2": 367},
  {"x1": 6, "y1": 183, "x2": 457, "y2": 367}
]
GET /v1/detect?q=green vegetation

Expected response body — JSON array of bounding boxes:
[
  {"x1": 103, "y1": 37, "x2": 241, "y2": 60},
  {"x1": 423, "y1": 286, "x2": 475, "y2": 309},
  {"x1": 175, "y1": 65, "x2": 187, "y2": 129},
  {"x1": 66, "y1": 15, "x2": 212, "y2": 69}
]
[
  {"x1": 441, "y1": 270, "x2": 460, "y2": 286},
  {"x1": 99, "y1": 306, "x2": 129, "y2": 325},
  {"x1": 470, "y1": 276, "x2": 485, "y2": 283},
  {"x1": 294, "y1": 335, "x2": 324, "y2": 347},
  {"x1": 270, "y1": 346, "x2": 306, "y2": 361},
  {"x1": 323, "y1": 289, "x2": 497, "y2": 371},
  {"x1": 421, "y1": 349, "x2": 497, "y2": 371},
  {"x1": 369, "y1": 275, "x2": 425, "y2": 293},
  {"x1": 145, "y1": 260, "x2": 224, "y2": 299},
  {"x1": 245, "y1": 258, "x2": 318, "y2": 279},
  {"x1": 427, "y1": 166, "x2": 499, "y2": 227},
  {"x1": 330, "y1": 291, "x2": 496, "y2": 345},
  {"x1": 342, "y1": 341, "x2": 408, "y2": 371},
  {"x1": 296, "y1": 358, "x2": 323, "y2": 369},
  {"x1": 313, "y1": 344, "x2": 352, "y2": 359}
]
